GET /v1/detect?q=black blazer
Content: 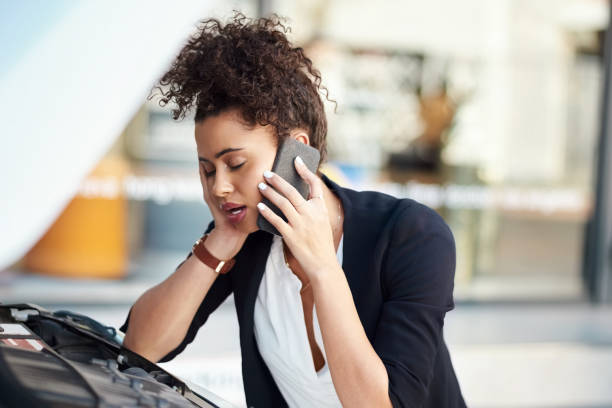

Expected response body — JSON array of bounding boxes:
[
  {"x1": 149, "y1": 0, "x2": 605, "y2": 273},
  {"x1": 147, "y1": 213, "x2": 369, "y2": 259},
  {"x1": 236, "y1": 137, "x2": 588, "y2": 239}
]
[{"x1": 121, "y1": 174, "x2": 466, "y2": 408}]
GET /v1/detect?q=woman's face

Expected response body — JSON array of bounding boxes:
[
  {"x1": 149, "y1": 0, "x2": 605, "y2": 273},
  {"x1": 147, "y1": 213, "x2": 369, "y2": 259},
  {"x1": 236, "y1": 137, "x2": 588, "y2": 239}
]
[{"x1": 195, "y1": 108, "x2": 278, "y2": 234}]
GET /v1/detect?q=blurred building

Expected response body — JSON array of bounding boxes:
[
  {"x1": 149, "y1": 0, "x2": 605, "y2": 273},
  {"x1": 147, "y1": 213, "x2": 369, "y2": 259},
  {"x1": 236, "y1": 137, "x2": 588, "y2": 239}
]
[{"x1": 3, "y1": 0, "x2": 610, "y2": 302}]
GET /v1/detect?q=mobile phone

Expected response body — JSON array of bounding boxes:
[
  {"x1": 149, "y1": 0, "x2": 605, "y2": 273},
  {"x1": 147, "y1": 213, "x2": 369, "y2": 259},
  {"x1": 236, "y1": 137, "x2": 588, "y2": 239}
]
[{"x1": 257, "y1": 138, "x2": 321, "y2": 236}]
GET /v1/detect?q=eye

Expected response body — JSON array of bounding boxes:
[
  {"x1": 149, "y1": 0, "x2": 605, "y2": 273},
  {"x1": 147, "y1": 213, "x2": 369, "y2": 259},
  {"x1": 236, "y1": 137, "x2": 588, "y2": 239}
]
[
  {"x1": 201, "y1": 164, "x2": 215, "y2": 178},
  {"x1": 230, "y1": 162, "x2": 246, "y2": 171},
  {"x1": 201, "y1": 162, "x2": 246, "y2": 178}
]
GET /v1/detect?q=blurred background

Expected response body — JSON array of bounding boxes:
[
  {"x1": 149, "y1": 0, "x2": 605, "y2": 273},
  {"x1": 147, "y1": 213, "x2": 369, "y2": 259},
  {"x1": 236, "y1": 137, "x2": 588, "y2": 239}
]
[{"x1": 2, "y1": 0, "x2": 612, "y2": 406}]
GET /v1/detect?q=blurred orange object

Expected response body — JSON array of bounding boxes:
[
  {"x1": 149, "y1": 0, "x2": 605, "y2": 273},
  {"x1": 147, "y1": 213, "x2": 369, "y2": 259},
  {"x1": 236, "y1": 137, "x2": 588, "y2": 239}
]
[{"x1": 24, "y1": 157, "x2": 129, "y2": 279}]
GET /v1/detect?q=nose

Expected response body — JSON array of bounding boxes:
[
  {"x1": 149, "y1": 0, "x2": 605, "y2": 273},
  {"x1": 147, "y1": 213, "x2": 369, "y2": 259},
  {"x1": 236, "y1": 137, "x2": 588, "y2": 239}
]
[{"x1": 211, "y1": 169, "x2": 234, "y2": 198}]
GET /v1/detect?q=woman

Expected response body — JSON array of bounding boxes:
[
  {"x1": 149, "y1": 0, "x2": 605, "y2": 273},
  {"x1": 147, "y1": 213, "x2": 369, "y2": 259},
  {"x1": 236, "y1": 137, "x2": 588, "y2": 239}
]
[{"x1": 121, "y1": 13, "x2": 466, "y2": 408}]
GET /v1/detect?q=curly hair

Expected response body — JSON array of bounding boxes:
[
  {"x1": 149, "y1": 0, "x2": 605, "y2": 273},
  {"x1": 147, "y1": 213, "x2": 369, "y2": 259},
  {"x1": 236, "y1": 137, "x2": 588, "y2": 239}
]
[{"x1": 153, "y1": 12, "x2": 333, "y2": 164}]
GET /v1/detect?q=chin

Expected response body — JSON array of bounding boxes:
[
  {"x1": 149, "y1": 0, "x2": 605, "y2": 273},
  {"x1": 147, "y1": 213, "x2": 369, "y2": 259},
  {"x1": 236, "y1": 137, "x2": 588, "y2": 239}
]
[{"x1": 242, "y1": 212, "x2": 260, "y2": 234}]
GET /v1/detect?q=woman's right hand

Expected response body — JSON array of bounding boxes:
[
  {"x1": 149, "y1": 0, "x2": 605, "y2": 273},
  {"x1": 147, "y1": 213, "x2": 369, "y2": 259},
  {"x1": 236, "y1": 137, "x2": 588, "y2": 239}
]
[{"x1": 201, "y1": 182, "x2": 249, "y2": 261}]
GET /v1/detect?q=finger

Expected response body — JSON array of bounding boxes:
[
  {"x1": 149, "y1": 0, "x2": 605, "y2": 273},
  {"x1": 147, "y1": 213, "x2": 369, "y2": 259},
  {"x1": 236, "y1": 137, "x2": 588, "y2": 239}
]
[
  {"x1": 257, "y1": 201, "x2": 290, "y2": 236},
  {"x1": 294, "y1": 156, "x2": 324, "y2": 200},
  {"x1": 262, "y1": 170, "x2": 307, "y2": 209},
  {"x1": 258, "y1": 182, "x2": 299, "y2": 223}
]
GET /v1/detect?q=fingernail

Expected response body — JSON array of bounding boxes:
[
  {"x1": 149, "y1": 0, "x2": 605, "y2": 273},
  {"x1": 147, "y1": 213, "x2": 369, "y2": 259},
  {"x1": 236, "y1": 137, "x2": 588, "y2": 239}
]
[
  {"x1": 257, "y1": 202, "x2": 266, "y2": 210},
  {"x1": 263, "y1": 170, "x2": 274, "y2": 179},
  {"x1": 258, "y1": 182, "x2": 267, "y2": 190},
  {"x1": 295, "y1": 156, "x2": 304, "y2": 166}
]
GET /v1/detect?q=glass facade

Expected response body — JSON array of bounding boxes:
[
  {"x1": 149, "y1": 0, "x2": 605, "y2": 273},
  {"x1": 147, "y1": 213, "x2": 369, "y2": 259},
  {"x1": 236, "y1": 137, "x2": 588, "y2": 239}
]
[
  {"x1": 16, "y1": 0, "x2": 608, "y2": 303},
  {"x1": 5, "y1": 3, "x2": 612, "y2": 407},
  {"x1": 272, "y1": 0, "x2": 609, "y2": 301}
]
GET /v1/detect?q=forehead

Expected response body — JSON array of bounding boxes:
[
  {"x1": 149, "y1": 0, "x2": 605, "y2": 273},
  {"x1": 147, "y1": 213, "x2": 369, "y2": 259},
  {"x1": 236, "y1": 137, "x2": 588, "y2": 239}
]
[{"x1": 194, "y1": 109, "x2": 276, "y2": 154}]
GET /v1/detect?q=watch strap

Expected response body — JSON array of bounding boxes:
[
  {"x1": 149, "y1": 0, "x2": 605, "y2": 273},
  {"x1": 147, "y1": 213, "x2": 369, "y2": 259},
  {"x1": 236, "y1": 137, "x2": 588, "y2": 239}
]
[{"x1": 192, "y1": 234, "x2": 235, "y2": 274}]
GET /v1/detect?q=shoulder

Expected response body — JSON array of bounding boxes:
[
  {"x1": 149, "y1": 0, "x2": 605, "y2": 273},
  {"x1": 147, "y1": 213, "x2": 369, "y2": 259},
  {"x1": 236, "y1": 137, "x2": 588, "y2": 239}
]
[
  {"x1": 339, "y1": 187, "x2": 455, "y2": 307},
  {"x1": 383, "y1": 199, "x2": 456, "y2": 309},
  {"x1": 383, "y1": 197, "x2": 455, "y2": 270},
  {"x1": 339, "y1": 182, "x2": 453, "y2": 245},
  {"x1": 390, "y1": 199, "x2": 454, "y2": 249},
  {"x1": 336, "y1": 183, "x2": 408, "y2": 235}
]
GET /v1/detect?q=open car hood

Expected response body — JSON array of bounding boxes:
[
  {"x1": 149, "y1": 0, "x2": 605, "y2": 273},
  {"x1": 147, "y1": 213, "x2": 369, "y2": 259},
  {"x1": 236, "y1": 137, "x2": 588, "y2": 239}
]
[{"x1": 0, "y1": 302, "x2": 235, "y2": 407}]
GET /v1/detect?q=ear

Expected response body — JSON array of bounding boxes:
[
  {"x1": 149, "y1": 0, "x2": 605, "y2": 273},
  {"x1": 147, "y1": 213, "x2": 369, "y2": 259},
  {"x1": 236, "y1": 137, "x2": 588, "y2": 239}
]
[{"x1": 289, "y1": 129, "x2": 310, "y2": 146}]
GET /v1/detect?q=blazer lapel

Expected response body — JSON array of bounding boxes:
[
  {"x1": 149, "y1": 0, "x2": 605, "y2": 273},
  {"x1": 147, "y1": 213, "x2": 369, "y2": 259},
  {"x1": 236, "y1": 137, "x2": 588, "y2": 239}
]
[
  {"x1": 322, "y1": 174, "x2": 380, "y2": 337},
  {"x1": 236, "y1": 230, "x2": 273, "y2": 339},
  {"x1": 321, "y1": 174, "x2": 356, "y2": 285}
]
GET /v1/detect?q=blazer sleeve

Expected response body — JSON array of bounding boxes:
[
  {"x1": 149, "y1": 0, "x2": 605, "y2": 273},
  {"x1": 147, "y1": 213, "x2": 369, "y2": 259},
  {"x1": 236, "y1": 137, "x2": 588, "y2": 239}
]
[
  {"x1": 119, "y1": 220, "x2": 234, "y2": 363},
  {"x1": 373, "y1": 202, "x2": 456, "y2": 407}
]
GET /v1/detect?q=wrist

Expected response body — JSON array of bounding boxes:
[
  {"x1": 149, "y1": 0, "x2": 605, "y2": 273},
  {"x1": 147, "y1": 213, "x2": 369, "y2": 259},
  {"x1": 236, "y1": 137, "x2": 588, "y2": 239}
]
[
  {"x1": 192, "y1": 233, "x2": 236, "y2": 274},
  {"x1": 204, "y1": 228, "x2": 244, "y2": 260},
  {"x1": 310, "y1": 261, "x2": 343, "y2": 291}
]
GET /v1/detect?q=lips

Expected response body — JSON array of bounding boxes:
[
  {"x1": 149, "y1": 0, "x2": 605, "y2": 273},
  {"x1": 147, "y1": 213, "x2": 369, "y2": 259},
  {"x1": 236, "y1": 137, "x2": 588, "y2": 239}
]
[
  {"x1": 221, "y1": 202, "x2": 244, "y2": 211},
  {"x1": 221, "y1": 202, "x2": 247, "y2": 224}
]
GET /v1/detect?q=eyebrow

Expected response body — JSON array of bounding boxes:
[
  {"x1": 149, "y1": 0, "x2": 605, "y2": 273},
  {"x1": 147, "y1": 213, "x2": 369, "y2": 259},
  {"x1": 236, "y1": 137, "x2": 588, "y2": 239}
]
[{"x1": 198, "y1": 147, "x2": 244, "y2": 162}]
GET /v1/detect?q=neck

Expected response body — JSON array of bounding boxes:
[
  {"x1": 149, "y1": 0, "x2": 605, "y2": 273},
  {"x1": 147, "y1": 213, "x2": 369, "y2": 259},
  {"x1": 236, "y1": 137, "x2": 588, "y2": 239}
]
[{"x1": 322, "y1": 181, "x2": 344, "y2": 242}]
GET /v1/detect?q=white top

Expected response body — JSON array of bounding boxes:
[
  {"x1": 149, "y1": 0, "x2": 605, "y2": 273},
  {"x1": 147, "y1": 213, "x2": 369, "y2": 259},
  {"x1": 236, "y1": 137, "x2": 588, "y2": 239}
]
[{"x1": 253, "y1": 234, "x2": 344, "y2": 408}]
